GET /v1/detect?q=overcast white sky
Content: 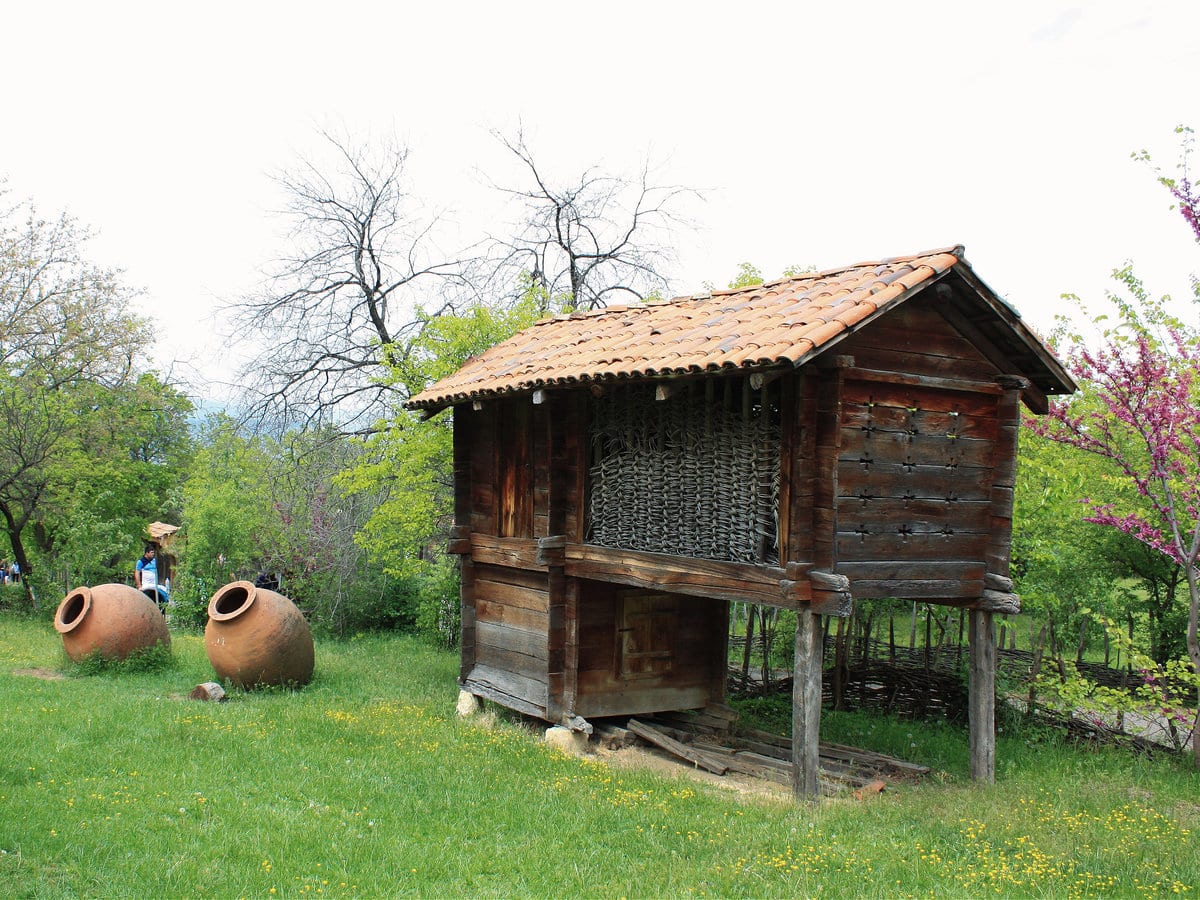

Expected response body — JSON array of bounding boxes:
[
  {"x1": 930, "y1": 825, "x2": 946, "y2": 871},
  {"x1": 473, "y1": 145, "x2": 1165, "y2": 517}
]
[{"x1": 3, "y1": 1, "x2": 1198, "y2": 401}]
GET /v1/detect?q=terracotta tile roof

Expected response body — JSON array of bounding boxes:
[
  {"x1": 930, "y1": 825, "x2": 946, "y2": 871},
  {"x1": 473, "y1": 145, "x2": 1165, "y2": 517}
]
[
  {"x1": 407, "y1": 245, "x2": 1041, "y2": 411},
  {"x1": 146, "y1": 522, "x2": 180, "y2": 541}
]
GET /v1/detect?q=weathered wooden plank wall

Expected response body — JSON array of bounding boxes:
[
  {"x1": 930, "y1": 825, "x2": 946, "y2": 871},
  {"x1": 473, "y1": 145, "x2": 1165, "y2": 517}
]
[
  {"x1": 497, "y1": 400, "x2": 533, "y2": 538},
  {"x1": 454, "y1": 405, "x2": 477, "y2": 684},
  {"x1": 467, "y1": 561, "x2": 550, "y2": 714},
  {"x1": 573, "y1": 583, "x2": 721, "y2": 718},
  {"x1": 469, "y1": 403, "x2": 498, "y2": 536},
  {"x1": 841, "y1": 298, "x2": 1002, "y2": 383}
]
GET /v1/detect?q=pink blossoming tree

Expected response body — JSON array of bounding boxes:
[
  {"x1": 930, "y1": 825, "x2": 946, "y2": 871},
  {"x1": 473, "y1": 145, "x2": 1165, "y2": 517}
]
[{"x1": 1037, "y1": 127, "x2": 1200, "y2": 764}]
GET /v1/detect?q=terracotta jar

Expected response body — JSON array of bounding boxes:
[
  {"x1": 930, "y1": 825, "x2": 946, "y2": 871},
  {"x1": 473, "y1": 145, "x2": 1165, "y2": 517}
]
[
  {"x1": 54, "y1": 583, "x2": 171, "y2": 663},
  {"x1": 205, "y1": 581, "x2": 314, "y2": 688}
]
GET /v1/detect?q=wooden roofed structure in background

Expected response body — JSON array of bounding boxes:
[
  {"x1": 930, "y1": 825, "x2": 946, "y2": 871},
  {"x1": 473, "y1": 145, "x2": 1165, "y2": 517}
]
[
  {"x1": 408, "y1": 245, "x2": 1075, "y2": 799},
  {"x1": 145, "y1": 521, "x2": 180, "y2": 589}
]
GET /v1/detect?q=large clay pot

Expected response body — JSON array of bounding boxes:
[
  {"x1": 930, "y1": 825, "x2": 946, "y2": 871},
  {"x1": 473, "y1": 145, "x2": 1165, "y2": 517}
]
[
  {"x1": 205, "y1": 581, "x2": 314, "y2": 688},
  {"x1": 54, "y1": 583, "x2": 171, "y2": 663}
]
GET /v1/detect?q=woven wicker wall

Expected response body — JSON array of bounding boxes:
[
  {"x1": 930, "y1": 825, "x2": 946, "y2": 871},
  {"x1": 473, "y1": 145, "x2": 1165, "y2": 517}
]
[{"x1": 586, "y1": 378, "x2": 781, "y2": 564}]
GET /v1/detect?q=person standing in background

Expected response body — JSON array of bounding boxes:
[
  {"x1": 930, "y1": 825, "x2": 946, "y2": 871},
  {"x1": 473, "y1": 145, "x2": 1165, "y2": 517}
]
[{"x1": 135, "y1": 546, "x2": 158, "y2": 601}]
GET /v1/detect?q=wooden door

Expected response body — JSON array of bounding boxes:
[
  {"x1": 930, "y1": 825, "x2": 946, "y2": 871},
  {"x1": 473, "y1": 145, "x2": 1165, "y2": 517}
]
[{"x1": 618, "y1": 591, "x2": 676, "y2": 678}]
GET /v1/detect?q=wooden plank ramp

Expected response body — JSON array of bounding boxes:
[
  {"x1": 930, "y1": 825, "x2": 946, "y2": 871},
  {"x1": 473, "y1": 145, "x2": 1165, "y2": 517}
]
[{"x1": 618, "y1": 710, "x2": 930, "y2": 795}]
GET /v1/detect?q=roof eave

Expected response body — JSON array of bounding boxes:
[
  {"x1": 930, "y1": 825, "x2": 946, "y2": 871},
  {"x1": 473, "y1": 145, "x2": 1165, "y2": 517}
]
[{"x1": 947, "y1": 263, "x2": 1078, "y2": 398}]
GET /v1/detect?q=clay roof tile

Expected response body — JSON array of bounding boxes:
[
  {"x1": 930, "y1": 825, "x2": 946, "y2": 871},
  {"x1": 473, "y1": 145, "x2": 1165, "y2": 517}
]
[{"x1": 408, "y1": 246, "x2": 974, "y2": 409}]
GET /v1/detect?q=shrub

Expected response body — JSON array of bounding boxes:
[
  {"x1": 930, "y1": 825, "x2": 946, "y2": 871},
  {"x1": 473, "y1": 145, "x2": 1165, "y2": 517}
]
[{"x1": 415, "y1": 558, "x2": 460, "y2": 649}]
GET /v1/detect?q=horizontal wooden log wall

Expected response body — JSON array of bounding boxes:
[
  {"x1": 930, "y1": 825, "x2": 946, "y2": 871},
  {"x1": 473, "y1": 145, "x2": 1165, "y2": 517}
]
[
  {"x1": 834, "y1": 300, "x2": 1013, "y2": 605},
  {"x1": 573, "y1": 583, "x2": 725, "y2": 718},
  {"x1": 460, "y1": 538, "x2": 851, "y2": 610},
  {"x1": 464, "y1": 560, "x2": 551, "y2": 718}
]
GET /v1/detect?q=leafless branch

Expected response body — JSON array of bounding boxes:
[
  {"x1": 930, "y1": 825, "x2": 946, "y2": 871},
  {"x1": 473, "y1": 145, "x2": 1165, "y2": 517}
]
[
  {"x1": 485, "y1": 128, "x2": 703, "y2": 312},
  {"x1": 227, "y1": 132, "x2": 479, "y2": 435}
]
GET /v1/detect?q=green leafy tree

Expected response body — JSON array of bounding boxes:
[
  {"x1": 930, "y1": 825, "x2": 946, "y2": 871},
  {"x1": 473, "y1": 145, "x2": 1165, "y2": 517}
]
[
  {"x1": 38, "y1": 373, "x2": 193, "y2": 590},
  {"x1": 0, "y1": 192, "x2": 152, "y2": 608},
  {"x1": 263, "y1": 428, "x2": 404, "y2": 636},
  {"x1": 727, "y1": 262, "x2": 763, "y2": 289},
  {"x1": 336, "y1": 292, "x2": 544, "y2": 643},
  {"x1": 172, "y1": 415, "x2": 278, "y2": 625},
  {"x1": 1014, "y1": 427, "x2": 1139, "y2": 671},
  {"x1": 1034, "y1": 128, "x2": 1200, "y2": 761}
]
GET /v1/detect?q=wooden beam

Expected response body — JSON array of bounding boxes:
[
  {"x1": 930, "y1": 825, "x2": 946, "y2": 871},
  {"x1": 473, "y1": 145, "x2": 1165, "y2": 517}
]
[
  {"x1": 546, "y1": 565, "x2": 566, "y2": 723},
  {"x1": 446, "y1": 525, "x2": 472, "y2": 556},
  {"x1": 809, "y1": 570, "x2": 854, "y2": 617},
  {"x1": 563, "y1": 578, "x2": 580, "y2": 718},
  {"x1": 840, "y1": 366, "x2": 1004, "y2": 396},
  {"x1": 778, "y1": 373, "x2": 797, "y2": 560},
  {"x1": 470, "y1": 534, "x2": 546, "y2": 571},
  {"x1": 459, "y1": 558, "x2": 477, "y2": 684},
  {"x1": 810, "y1": 366, "x2": 844, "y2": 578},
  {"x1": 627, "y1": 719, "x2": 729, "y2": 775},
  {"x1": 564, "y1": 544, "x2": 788, "y2": 607},
  {"x1": 452, "y1": 406, "x2": 472, "y2": 528},
  {"x1": 984, "y1": 572, "x2": 1013, "y2": 593},
  {"x1": 535, "y1": 534, "x2": 568, "y2": 568},
  {"x1": 975, "y1": 589, "x2": 1020, "y2": 614},
  {"x1": 986, "y1": 381, "x2": 1023, "y2": 581},
  {"x1": 750, "y1": 369, "x2": 786, "y2": 390}
]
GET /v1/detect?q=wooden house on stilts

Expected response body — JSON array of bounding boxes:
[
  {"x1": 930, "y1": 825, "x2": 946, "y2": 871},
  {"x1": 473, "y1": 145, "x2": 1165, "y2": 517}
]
[{"x1": 407, "y1": 246, "x2": 1075, "y2": 799}]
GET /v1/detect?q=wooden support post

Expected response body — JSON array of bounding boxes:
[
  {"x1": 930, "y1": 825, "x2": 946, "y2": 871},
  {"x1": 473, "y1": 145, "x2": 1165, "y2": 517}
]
[
  {"x1": 966, "y1": 376, "x2": 1022, "y2": 783},
  {"x1": 791, "y1": 607, "x2": 822, "y2": 801},
  {"x1": 459, "y1": 558, "x2": 477, "y2": 684},
  {"x1": 453, "y1": 405, "x2": 477, "y2": 683},
  {"x1": 968, "y1": 609, "x2": 996, "y2": 784},
  {"x1": 563, "y1": 578, "x2": 580, "y2": 718}
]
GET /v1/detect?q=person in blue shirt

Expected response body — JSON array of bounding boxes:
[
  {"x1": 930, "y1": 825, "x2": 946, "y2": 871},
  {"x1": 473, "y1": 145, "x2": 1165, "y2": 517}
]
[{"x1": 135, "y1": 546, "x2": 161, "y2": 606}]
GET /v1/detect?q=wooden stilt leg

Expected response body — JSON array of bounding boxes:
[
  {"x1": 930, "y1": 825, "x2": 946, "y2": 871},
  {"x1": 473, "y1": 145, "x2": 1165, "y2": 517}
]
[
  {"x1": 792, "y1": 608, "x2": 822, "y2": 800},
  {"x1": 969, "y1": 609, "x2": 996, "y2": 784}
]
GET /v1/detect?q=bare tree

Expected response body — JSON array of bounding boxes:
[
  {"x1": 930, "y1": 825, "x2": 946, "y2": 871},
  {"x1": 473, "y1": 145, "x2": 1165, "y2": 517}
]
[
  {"x1": 230, "y1": 133, "x2": 475, "y2": 435},
  {"x1": 231, "y1": 130, "x2": 702, "y2": 432},
  {"x1": 1, "y1": 193, "x2": 143, "y2": 388},
  {"x1": 489, "y1": 129, "x2": 702, "y2": 312}
]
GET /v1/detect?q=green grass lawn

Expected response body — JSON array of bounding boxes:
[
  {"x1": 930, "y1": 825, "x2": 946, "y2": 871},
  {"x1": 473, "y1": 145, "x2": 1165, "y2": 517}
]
[{"x1": 1, "y1": 612, "x2": 1197, "y2": 898}]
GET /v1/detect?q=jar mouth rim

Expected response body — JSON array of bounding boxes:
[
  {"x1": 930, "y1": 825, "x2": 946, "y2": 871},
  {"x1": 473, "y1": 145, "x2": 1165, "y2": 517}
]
[
  {"x1": 208, "y1": 581, "x2": 258, "y2": 621},
  {"x1": 55, "y1": 587, "x2": 93, "y2": 634}
]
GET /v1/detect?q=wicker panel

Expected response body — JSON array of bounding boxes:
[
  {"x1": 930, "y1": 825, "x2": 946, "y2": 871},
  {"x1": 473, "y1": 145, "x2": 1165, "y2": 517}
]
[{"x1": 587, "y1": 379, "x2": 781, "y2": 565}]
